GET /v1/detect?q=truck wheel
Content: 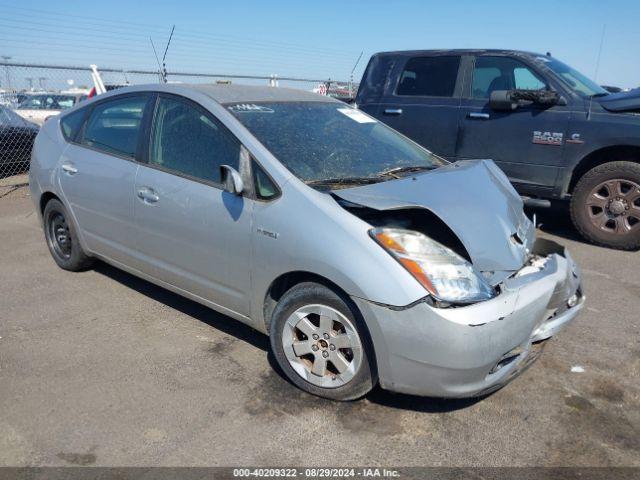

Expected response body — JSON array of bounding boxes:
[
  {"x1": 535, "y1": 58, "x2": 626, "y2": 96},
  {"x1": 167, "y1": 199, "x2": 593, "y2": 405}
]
[
  {"x1": 269, "y1": 282, "x2": 377, "y2": 401},
  {"x1": 570, "y1": 161, "x2": 640, "y2": 250}
]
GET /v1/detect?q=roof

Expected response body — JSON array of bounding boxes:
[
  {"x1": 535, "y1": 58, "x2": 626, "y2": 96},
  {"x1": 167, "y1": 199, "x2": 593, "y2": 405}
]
[
  {"x1": 372, "y1": 49, "x2": 546, "y2": 58},
  {"x1": 184, "y1": 84, "x2": 340, "y2": 104}
]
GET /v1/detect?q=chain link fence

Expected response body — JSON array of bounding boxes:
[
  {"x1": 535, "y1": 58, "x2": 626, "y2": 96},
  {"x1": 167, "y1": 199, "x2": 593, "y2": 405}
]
[{"x1": 0, "y1": 62, "x2": 356, "y2": 181}]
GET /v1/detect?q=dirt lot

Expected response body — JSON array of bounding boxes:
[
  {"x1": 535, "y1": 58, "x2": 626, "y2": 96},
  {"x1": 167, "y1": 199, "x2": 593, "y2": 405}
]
[{"x1": 0, "y1": 187, "x2": 638, "y2": 467}]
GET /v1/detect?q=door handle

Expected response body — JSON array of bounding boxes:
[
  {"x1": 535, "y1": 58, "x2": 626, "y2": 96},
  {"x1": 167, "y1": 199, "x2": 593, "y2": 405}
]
[
  {"x1": 61, "y1": 162, "x2": 78, "y2": 175},
  {"x1": 467, "y1": 112, "x2": 490, "y2": 120},
  {"x1": 137, "y1": 187, "x2": 159, "y2": 204},
  {"x1": 383, "y1": 108, "x2": 403, "y2": 115}
]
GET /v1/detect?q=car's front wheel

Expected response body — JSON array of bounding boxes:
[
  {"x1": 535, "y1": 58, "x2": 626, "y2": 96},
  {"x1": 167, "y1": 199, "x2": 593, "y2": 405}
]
[
  {"x1": 269, "y1": 282, "x2": 376, "y2": 401},
  {"x1": 571, "y1": 161, "x2": 640, "y2": 250},
  {"x1": 43, "y1": 198, "x2": 94, "y2": 271}
]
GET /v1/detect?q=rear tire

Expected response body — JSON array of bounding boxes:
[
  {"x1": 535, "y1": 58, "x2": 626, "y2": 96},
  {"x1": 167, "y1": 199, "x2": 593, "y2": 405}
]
[
  {"x1": 269, "y1": 282, "x2": 376, "y2": 401},
  {"x1": 570, "y1": 161, "x2": 640, "y2": 250},
  {"x1": 43, "y1": 198, "x2": 94, "y2": 271}
]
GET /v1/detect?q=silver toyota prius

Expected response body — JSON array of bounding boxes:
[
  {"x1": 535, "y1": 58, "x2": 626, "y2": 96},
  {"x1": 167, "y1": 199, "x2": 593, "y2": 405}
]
[{"x1": 30, "y1": 84, "x2": 585, "y2": 400}]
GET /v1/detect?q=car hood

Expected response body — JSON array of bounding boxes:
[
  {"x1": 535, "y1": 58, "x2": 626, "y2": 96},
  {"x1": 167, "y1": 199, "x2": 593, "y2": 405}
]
[
  {"x1": 333, "y1": 159, "x2": 535, "y2": 279},
  {"x1": 598, "y1": 88, "x2": 640, "y2": 112}
]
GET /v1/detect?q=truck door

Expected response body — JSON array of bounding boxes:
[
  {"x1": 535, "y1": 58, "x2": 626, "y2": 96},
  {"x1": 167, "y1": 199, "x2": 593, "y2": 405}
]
[
  {"x1": 374, "y1": 55, "x2": 463, "y2": 160},
  {"x1": 457, "y1": 55, "x2": 571, "y2": 196}
]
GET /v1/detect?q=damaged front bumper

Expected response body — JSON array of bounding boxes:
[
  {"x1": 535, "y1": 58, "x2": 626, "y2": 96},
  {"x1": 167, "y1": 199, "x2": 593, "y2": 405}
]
[{"x1": 353, "y1": 238, "x2": 584, "y2": 398}]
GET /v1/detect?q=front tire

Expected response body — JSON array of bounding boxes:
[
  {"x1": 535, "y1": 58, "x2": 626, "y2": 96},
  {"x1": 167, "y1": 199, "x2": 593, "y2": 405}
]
[
  {"x1": 269, "y1": 282, "x2": 376, "y2": 401},
  {"x1": 43, "y1": 198, "x2": 94, "y2": 271},
  {"x1": 570, "y1": 161, "x2": 640, "y2": 250}
]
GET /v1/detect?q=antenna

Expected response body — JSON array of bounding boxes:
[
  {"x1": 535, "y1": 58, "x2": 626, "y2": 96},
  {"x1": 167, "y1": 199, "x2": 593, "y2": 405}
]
[
  {"x1": 588, "y1": 24, "x2": 606, "y2": 120},
  {"x1": 161, "y1": 25, "x2": 176, "y2": 83},
  {"x1": 150, "y1": 37, "x2": 163, "y2": 83},
  {"x1": 349, "y1": 51, "x2": 363, "y2": 99},
  {"x1": 150, "y1": 25, "x2": 175, "y2": 84}
]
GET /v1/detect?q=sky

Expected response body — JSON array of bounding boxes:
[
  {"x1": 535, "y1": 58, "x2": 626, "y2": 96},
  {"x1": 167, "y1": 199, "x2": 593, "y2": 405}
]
[{"x1": 1, "y1": 0, "x2": 639, "y2": 88}]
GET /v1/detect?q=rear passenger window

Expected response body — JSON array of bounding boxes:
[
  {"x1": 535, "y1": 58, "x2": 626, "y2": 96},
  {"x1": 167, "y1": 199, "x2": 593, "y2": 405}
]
[
  {"x1": 149, "y1": 96, "x2": 240, "y2": 184},
  {"x1": 396, "y1": 56, "x2": 460, "y2": 97},
  {"x1": 82, "y1": 96, "x2": 147, "y2": 158},
  {"x1": 60, "y1": 109, "x2": 86, "y2": 142}
]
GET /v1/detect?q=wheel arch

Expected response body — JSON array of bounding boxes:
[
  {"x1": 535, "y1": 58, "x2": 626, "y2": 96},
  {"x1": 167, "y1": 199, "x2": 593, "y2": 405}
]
[
  {"x1": 262, "y1": 271, "x2": 355, "y2": 333},
  {"x1": 39, "y1": 191, "x2": 61, "y2": 214},
  {"x1": 567, "y1": 145, "x2": 640, "y2": 194}
]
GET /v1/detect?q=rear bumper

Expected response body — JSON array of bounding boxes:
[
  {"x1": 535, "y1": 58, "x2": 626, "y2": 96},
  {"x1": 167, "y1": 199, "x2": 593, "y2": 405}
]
[{"x1": 354, "y1": 238, "x2": 584, "y2": 398}]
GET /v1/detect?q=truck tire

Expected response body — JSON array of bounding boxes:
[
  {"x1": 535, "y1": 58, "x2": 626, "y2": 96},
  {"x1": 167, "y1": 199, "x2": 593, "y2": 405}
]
[{"x1": 570, "y1": 161, "x2": 640, "y2": 250}]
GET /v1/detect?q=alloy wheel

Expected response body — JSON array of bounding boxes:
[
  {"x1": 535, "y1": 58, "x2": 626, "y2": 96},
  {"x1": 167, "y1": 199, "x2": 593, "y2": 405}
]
[
  {"x1": 282, "y1": 304, "x2": 363, "y2": 388},
  {"x1": 586, "y1": 178, "x2": 640, "y2": 235}
]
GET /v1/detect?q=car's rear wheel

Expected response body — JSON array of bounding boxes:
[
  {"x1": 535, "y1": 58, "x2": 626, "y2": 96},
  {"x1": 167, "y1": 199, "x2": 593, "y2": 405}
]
[
  {"x1": 571, "y1": 161, "x2": 640, "y2": 250},
  {"x1": 43, "y1": 198, "x2": 94, "y2": 271},
  {"x1": 269, "y1": 282, "x2": 376, "y2": 401}
]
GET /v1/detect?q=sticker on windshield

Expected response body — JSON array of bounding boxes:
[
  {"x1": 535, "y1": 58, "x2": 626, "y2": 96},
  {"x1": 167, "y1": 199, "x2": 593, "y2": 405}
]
[
  {"x1": 337, "y1": 108, "x2": 377, "y2": 124},
  {"x1": 227, "y1": 104, "x2": 274, "y2": 113}
]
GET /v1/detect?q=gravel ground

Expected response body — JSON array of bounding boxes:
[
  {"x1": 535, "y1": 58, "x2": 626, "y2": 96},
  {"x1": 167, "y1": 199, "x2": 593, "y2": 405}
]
[{"x1": 0, "y1": 188, "x2": 638, "y2": 467}]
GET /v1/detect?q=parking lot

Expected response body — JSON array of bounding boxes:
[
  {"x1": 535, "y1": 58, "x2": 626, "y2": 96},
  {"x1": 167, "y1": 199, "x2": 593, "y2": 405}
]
[{"x1": 0, "y1": 185, "x2": 638, "y2": 467}]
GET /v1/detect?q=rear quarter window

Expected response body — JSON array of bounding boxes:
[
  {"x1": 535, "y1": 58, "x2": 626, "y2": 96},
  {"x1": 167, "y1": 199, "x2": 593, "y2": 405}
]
[
  {"x1": 356, "y1": 55, "x2": 396, "y2": 104},
  {"x1": 60, "y1": 108, "x2": 87, "y2": 142}
]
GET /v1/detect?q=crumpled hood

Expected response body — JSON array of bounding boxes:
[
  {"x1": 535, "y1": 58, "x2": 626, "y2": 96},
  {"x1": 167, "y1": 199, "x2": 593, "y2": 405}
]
[
  {"x1": 333, "y1": 160, "x2": 535, "y2": 277},
  {"x1": 598, "y1": 88, "x2": 640, "y2": 112}
]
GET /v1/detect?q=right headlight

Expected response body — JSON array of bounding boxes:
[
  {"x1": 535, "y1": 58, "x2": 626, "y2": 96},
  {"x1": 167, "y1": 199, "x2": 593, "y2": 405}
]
[{"x1": 370, "y1": 227, "x2": 495, "y2": 304}]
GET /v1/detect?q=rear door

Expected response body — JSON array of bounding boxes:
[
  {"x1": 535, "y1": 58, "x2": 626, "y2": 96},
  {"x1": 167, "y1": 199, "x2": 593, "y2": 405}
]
[
  {"x1": 457, "y1": 55, "x2": 571, "y2": 195},
  {"x1": 59, "y1": 93, "x2": 151, "y2": 266},
  {"x1": 133, "y1": 94, "x2": 253, "y2": 317},
  {"x1": 374, "y1": 54, "x2": 464, "y2": 159}
]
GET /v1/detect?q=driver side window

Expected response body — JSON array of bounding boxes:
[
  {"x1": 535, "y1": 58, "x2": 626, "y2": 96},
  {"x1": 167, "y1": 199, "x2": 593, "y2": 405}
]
[
  {"x1": 149, "y1": 96, "x2": 240, "y2": 184},
  {"x1": 471, "y1": 56, "x2": 546, "y2": 99}
]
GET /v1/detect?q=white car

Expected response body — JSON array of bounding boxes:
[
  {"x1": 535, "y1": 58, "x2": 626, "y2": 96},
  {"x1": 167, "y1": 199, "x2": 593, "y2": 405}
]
[{"x1": 15, "y1": 93, "x2": 86, "y2": 126}]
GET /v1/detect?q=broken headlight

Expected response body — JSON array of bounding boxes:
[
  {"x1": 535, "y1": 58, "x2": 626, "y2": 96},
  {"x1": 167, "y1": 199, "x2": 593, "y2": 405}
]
[{"x1": 370, "y1": 228, "x2": 495, "y2": 304}]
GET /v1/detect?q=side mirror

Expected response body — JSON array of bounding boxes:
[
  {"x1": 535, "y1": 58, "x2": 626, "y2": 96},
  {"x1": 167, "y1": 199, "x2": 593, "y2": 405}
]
[
  {"x1": 489, "y1": 90, "x2": 519, "y2": 111},
  {"x1": 220, "y1": 165, "x2": 244, "y2": 195},
  {"x1": 491, "y1": 89, "x2": 564, "y2": 111}
]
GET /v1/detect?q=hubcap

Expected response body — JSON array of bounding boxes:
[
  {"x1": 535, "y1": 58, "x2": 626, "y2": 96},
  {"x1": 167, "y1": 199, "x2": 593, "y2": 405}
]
[
  {"x1": 48, "y1": 212, "x2": 72, "y2": 259},
  {"x1": 282, "y1": 304, "x2": 363, "y2": 388},
  {"x1": 586, "y1": 179, "x2": 640, "y2": 235}
]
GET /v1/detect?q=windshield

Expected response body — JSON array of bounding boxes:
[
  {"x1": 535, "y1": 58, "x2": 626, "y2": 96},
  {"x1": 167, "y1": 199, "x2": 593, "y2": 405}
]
[
  {"x1": 18, "y1": 95, "x2": 77, "y2": 110},
  {"x1": 226, "y1": 102, "x2": 445, "y2": 185},
  {"x1": 535, "y1": 56, "x2": 608, "y2": 98}
]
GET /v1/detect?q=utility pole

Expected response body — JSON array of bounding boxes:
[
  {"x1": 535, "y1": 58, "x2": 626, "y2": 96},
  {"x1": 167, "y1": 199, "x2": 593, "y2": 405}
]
[
  {"x1": 38, "y1": 76, "x2": 48, "y2": 90},
  {"x1": 1, "y1": 55, "x2": 12, "y2": 88},
  {"x1": 25, "y1": 77, "x2": 34, "y2": 90}
]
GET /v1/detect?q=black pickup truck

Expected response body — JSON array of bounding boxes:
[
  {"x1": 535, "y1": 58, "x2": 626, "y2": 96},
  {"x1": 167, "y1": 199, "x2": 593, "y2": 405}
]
[{"x1": 356, "y1": 49, "x2": 640, "y2": 250}]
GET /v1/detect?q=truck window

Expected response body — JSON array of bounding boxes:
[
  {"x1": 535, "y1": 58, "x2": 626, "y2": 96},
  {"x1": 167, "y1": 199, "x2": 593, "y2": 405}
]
[
  {"x1": 471, "y1": 56, "x2": 546, "y2": 98},
  {"x1": 396, "y1": 56, "x2": 460, "y2": 97}
]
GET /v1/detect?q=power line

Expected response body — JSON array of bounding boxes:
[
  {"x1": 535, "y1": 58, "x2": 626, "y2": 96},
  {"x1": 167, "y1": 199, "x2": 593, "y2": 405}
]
[{"x1": 0, "y1": 5, "x2": 359, "y2": 58}]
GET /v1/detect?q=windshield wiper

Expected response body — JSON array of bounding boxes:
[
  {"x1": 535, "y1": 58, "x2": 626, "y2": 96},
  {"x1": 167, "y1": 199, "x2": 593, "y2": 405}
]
[
  {"x1": 305, "y1": 176, "x2": 381, "y2": 187},
  {"x1": 376, "y1": 165, "x2": 435, "y2": 178}
]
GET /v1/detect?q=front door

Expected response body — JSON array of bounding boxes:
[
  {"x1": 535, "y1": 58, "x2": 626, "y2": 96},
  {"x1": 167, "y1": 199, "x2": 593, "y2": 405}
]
[
  {"x1": 457, "y1": 55, "x2": 571, "y2": 195},
  {"x1": 58, "y1": 94, "x2": 150, "y2": 266},
  {"x1": 133, "y1": 94, "x2": 252, "y2": 317},
  {"x1": 375, "y1": 55, "x2": 463, "y2": 159}
]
